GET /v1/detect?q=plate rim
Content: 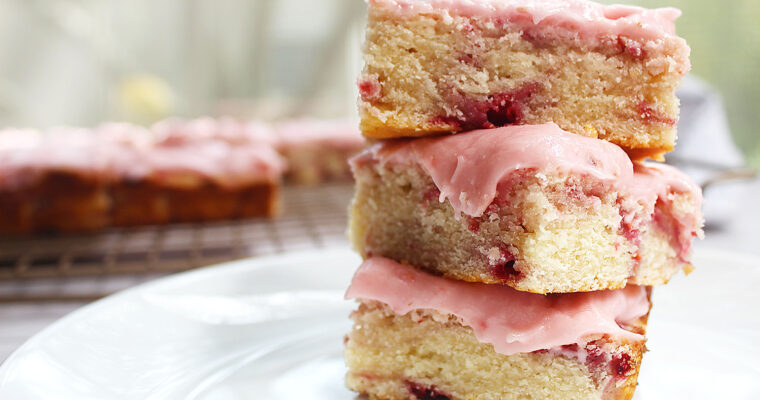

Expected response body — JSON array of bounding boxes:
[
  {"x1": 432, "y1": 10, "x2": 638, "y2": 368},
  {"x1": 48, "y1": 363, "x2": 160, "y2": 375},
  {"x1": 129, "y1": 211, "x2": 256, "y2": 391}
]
[
  {"x1": 1, "y1": 245, "x2": 757, "y2": 377},
  {"x1": 0, "y1": 247, "x2": 358, "y2": 373}
]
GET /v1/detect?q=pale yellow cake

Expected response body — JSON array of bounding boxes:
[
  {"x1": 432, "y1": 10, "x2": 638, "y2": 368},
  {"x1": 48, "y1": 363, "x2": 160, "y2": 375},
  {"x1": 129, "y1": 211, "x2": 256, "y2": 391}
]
[
  {"x1": 358, "y1": 0, "x2": 691, "y2": 160},
  {"x1": 345, "y1": 301, "x2": 648, "y2": 400},
  {"x1": 349, "y1": 129, "x2": 704, "y2": 294}
]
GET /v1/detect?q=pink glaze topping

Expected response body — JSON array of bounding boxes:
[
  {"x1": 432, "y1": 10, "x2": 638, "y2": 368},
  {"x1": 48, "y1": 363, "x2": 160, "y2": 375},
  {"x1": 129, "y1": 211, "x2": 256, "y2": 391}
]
[
  {"x1": 353, "y1": 123, "x2": 700, "y2": 216},
  {"x1": 146, "y1": 118, "x2": 285, "y2": 187},
  {"x1": 346, "y1": 257, "x2": 650, "y2": 355},
  {"x1": 372, "y1": 0, "x2": 683, "y2": 43},
  {"x1": 273, "y1": 119, "x2": 365, "y2": 150},
  {"x1": 350, "y1": 123, "x2": 703, "y2": 257},
  {"x1": 0, "y1": 127, "x2": 118, "y2": 189},
  {"x1": 0, "y1": 118, "x2": 286, "y2": 190},
  {"x1": 631, "y1": 161, "x2": 704, "y2": 258}
]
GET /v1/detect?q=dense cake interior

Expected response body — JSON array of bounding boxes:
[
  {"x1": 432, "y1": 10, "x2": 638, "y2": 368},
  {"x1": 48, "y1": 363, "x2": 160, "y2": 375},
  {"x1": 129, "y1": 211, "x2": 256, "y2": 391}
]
[
  {"x1": 359, "y1": 0, "x2": 690, "y2": 159},
  {"x1": 345, "y1": 257, "x2": 649, "y2": 399},
  {"x1": 346, "y1": 300, "x2": 646, "y2": 400},
  {"x1": 349, "y1": 126, "x2": 703, "y2": 293}
]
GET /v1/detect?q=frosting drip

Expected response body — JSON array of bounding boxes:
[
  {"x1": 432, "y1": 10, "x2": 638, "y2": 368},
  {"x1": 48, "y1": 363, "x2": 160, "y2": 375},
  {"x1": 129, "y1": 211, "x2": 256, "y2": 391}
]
[
  {"x1": 346, "y1": 257, "x2": 650, "y2": 355},
  {"x1": 350, "y1": 123, "x2": 703, "y2": 259},
  {"x1": 372, "y1": 0, "x2": 682, "y2": 43},
  {"x1": 353, "y1": 123, "x2": 700, "y2": 217},
  {"x1": 630, "y1": 162, "x2": 704, "y2": 257}
]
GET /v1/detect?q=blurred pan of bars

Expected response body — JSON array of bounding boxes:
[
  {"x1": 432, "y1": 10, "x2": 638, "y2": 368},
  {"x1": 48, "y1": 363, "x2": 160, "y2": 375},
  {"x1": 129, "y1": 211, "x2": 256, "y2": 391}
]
[
  {"x1": 0, "y1": 184, "x2": 353, "y2": 302},
  {"x1": 0, "y1": 1, "x2": 367, "y2": 303}
]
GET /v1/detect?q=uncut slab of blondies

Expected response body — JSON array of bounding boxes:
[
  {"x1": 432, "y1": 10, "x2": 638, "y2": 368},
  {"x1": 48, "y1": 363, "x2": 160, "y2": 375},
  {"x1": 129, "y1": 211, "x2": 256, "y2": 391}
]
[{"x1": 0, "y1": 120, "x2": 284, "y2": 234}]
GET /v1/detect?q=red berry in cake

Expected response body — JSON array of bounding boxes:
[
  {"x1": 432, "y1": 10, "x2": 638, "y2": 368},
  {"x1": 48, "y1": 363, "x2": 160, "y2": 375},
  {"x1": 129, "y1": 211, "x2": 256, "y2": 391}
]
[
  {"x1": 358, "y1": 76, "x2": 382, "y2": 102},
  {"x1": 620, "y1": 223, "x2": 640, "y2": 245},
  {"x1": 456, "y1": 52, "x2": 482, "y2": 68},
  {"x1": 584, "y1": 344, "x2": 608, "y2": 369},
  {"x1": 492, "y1": 260, "x2": 518, "y2": 281},
  {"x1": 618, "y1": 208, "x2": 642, "y2": 248},
  {"x1": 482, "y1": 82, "x2": 541, "y2": 128},
  {"x1": 431, "y1": 82, "x2": 541, "y2": 131},
  {"x1": 422, "y1": 186, "x2": 442, "y2": 208},
  {"x1": 406, "y1": 381, "x2": 451, "y2": 400},
  {"x1": 636, "y1": 101, "x2": 676, "y2": 126},
  {"x1": 561, "y1": 343, "x2": 580, "y2": 352},
  {"x1": 611, "y1": 352, "x2": 633, "y2": 377},
  {"x1": 616, "y1": 36, "x2": 647, "y2": 58},
  {"x1": 467, "y1": 218, "x2": 480, "y2": 233}
]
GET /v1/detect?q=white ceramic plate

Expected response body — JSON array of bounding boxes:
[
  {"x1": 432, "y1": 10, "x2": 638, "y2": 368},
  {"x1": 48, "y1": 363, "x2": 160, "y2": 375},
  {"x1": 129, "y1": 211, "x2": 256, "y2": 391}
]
[{"x1": 1, "y1": 247, "x2": 758, "y2": 400}]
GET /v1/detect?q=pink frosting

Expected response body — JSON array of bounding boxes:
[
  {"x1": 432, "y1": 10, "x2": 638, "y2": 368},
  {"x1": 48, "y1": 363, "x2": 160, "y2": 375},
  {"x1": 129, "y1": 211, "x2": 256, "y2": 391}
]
[
  {"x1": 346, "y1": 257, "x2": 650, "y2": 355},
  {"x1": 352, "y1": 123, "x2": 700, "y2": 216},
  {"x1": 0, "y1": 128, "x2": 117, "y2": 189},
  {"x1": 273, "y1": 119, "x2": 365, "y2": 150},
  {"x1": 630, "y1": 162, "x2": 704, "y2": 258},
  {"x1": 144, "y1": 118, "x2": 285, "y2": 187},
  {"x1": 0, "y1": 118, "x2": 286, "y2": 190},
  {"x1": 372, "y1": 0, "x2": 682, "y2": 44},
  {"x1": 350, "y1": 123, "x2": 703, "y2": 258}
]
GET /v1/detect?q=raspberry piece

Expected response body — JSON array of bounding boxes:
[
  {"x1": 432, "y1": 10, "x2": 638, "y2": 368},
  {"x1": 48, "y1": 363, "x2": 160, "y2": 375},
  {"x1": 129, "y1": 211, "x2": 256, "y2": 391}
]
[
  {"x1": 636, "y1": 101, "x2": 676, "y2": 126},
  {"x1": 431, "y1": 82, "x2": 541, "y2": 131},
  {"x1": 611, "y1": 352, "x2": 633, "y2": 377},
  {"x1": 358, "y1": 76, "x2": 382, "y2": 102},
  {"x1": 406, "y1": 381, "x2": 451, "y2": 400}
]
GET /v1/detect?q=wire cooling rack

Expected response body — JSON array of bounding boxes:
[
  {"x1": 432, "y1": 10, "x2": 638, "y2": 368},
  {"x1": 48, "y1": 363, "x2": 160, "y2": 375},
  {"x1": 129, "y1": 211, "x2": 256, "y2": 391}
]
[{"x1": 0, "y1": 184, "x2": 354, "y2": 302}]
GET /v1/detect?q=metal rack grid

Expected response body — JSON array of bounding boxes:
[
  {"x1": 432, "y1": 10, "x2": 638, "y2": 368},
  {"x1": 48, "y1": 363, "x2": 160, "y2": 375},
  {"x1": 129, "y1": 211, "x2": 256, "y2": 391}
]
[{"x1": 0, "y1": 184, "x2": 354, "y2": 302}]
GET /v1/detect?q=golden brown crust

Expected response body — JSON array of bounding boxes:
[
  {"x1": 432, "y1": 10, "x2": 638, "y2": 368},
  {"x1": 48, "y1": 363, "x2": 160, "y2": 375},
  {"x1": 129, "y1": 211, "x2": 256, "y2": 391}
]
[
  {"x1": 360, "y1": 116, "x2": 455, "y2": 140},
  {"x1": 623, "y1": 147, "x2": 671, "y2": 162},
  {"x1": 361, "y1": 115, "x2": 674, "y2": 162},
  {"x1": 0, "y1": 172, "x2": 109, "y2": 234},
  {"x1": 109, "y1": 181, "x2": 171, "y2": 227},
  {"x1": 0, "y1": 172, "x2": 280, "y2": 235}
]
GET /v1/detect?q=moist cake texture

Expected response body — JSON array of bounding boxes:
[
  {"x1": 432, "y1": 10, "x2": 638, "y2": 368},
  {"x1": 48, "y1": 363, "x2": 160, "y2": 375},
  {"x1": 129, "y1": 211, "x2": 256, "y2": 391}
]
[
  {"x1": 358, "y1": 0, "x2": 691, "y2": 159},
  {"x1": 349, "y1": 124, "x2": 703, "y2": 294},
  {"x1": 345, "y1": 257, "x2": 650, "y2": 400},
  {"x1": 348, "y1": 0, "x2": 696, "y2": 397}
]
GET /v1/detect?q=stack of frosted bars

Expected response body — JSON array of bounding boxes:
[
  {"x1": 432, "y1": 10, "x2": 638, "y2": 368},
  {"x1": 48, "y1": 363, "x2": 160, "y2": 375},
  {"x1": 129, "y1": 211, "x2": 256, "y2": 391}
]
[{"x1": 343, "y1": 1, "x2": 703, "y2": 399}]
